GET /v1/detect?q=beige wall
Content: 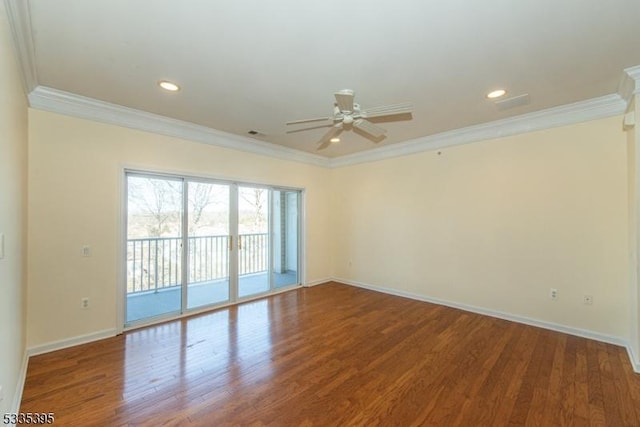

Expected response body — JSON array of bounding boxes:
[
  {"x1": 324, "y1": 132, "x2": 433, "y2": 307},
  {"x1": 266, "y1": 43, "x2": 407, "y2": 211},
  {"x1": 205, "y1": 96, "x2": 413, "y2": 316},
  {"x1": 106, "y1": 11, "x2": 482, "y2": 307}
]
[
  {"x1": 0, "y1": 2, "x2": 28, "y2": 413},
  {"x1": 332, "y1": 116, "x2": 630, "y2": 338},
  {"x1": 27, "y1": 110, "x2": 333, "y2": 347},
  {"x1": 27, "y1": 100, "x2": 633, "y2": 351}
]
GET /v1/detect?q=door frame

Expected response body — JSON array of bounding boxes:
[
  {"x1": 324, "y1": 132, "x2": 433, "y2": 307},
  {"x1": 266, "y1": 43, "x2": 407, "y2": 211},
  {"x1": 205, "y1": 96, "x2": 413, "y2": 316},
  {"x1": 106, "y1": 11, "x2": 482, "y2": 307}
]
[{"x1": 118, "y1": 167, "x2": 305, "y2": 333}]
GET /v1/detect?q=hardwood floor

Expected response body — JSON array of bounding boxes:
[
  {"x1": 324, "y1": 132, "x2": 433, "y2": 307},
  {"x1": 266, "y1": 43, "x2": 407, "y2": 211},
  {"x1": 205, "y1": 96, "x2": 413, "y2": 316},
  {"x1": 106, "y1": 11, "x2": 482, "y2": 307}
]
[{"x1": 20, "y1": 282, "x2": 640, "y2": 426}]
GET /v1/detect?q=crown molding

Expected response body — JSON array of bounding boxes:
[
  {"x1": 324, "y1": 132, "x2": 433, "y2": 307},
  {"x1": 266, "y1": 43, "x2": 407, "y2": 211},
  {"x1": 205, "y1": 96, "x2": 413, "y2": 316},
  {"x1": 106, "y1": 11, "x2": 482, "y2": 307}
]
[
  {"x1": 28, "y1": 85, "x2": 628, "y2": 170},
  {"x1": 28, "y1": 85, "x2": 627, "y2": 170},
  {"x1": 618, "y1": 65, "x2": 640, "y2": 105},
  {"x1": 28, "y1": 86, "x2": 330, "y2": 168},
  {"x1": 3, "y1": 0, "x2": 37, "y2": 94},
  {"x1": 328, "y1": 94, "x2": 627, "y2": 168}
]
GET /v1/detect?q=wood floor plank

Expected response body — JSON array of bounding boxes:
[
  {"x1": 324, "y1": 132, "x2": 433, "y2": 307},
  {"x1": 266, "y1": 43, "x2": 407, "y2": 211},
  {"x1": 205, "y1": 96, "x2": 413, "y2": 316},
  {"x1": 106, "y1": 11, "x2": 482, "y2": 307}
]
[
  {"x1": 539, "y1": 334, "x2": 566, "y2": 426},
  {"x1": 597, "y1": 341, "x2": 624, "y2": 426},
  {"x1": 558, "y1": 335, "x2": 578, "y2": 426},
  {"x1": 507, "y1": 329, "x2": 545, "y2": 425},
  {"x1": 586, "y1": 340, "x2": 607, "y2": 426},
  {"x1": 457, "y1": 322, "x2": 533, "y2": 425},
  {"x1": 19, "y1": 282, "x2": 640, "y2": 426},
  {"x1": 616, "y1": 346, "x2": 640, "y2": 423}
]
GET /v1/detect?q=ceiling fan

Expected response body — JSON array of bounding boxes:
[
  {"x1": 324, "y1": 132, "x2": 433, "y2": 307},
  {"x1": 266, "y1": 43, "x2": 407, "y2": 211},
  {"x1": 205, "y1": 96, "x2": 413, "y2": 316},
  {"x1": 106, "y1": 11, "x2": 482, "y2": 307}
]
[{"x1": 286, "y1": 89, "x2": 413, "y2": 150}]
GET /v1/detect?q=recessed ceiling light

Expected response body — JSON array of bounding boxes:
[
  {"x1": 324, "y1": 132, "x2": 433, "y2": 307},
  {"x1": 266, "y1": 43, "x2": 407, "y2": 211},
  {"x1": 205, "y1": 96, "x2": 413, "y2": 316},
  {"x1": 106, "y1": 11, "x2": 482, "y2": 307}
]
[
  {"x1": 330, "y1": 137, "x2": 340, "y2": 143},
  {"x1": 159, "y1": 80, "x2": 180, "y2": 92},
  {"x1": 486, "y1": 89, "x2": 507, "y2": 99}
]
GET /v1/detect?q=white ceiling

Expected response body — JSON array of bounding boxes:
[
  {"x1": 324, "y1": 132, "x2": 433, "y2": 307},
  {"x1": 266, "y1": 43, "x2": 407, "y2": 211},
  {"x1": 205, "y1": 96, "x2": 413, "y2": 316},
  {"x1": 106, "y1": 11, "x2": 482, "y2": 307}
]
[{"x1": 14, "y1": 0, "x2": 640, "y2": 157}]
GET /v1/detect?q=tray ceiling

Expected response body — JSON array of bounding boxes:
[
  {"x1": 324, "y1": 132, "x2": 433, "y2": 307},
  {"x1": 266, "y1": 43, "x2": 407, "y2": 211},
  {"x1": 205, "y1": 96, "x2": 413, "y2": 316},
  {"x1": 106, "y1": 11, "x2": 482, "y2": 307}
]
[{"x1": 6, "y1": 0, "x2": 640, "y2": 160}]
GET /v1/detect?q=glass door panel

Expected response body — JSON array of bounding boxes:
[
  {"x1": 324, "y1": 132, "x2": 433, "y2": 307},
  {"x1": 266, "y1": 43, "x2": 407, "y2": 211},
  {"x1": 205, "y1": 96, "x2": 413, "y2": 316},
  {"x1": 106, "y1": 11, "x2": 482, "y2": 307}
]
[
  {"x1": 126, "y1": 175, "x2": 183, "y2": 323},
  {"x1": 187, "y1": 182, "x2": 230, "y2": 310},
  {"x1": 272, "y1": 190, "x2": 300, "y2": 288},
  {"x1": 238, "y1": 186, "x2": 270, "y2": 298}
]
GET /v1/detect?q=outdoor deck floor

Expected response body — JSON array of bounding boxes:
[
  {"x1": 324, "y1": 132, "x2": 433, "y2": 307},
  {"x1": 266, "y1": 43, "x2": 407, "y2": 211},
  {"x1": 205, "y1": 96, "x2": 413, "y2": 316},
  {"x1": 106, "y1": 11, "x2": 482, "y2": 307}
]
[{"x1": 126, "y1": 271, "x2": 298, "y2": 323}]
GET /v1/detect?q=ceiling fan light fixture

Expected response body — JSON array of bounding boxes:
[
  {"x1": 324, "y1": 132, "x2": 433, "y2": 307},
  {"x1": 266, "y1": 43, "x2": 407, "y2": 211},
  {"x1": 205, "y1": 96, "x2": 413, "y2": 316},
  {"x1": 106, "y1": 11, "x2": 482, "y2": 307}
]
[
  {"x1": 158, "y1": 80, "x2": 181, "y2": 92},
  {"x1": 486, "y1": 89, "x2": 507, "y2": 99},
  {"x1": 330, "y1": 137, "x2": 340, "y2": 143}
]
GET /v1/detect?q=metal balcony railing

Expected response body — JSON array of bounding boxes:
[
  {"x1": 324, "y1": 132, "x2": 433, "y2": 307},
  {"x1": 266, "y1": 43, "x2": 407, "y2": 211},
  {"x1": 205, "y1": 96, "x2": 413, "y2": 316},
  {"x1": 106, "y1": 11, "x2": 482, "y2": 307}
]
[{"x1": 126, "y1": 233, "x2": 268, "y2": 294}]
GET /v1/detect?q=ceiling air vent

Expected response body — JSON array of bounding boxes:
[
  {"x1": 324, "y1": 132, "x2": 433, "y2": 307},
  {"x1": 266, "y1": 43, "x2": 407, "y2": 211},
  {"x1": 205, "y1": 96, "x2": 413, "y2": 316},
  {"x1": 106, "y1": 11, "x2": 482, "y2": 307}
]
[
  {"x1": 247, "y1": 130, "x2": 267, "y2": 138},
  {"x1": 494, "y1": 93, "x2": 531, "y2": 111}
]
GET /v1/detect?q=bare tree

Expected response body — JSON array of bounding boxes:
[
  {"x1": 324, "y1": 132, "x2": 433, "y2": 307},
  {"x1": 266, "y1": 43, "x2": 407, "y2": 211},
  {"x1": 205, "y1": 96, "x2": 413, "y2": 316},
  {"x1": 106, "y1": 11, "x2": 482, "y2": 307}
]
[
  {"x1": 128, "y1": 178, "x2": 182, "y2": 236},
  {"x1": 240, "y1": 188, "x2": 267, "y2": 231},
  {"x1": 188, "y1": 182, "x2": 214, "y2": 234}
]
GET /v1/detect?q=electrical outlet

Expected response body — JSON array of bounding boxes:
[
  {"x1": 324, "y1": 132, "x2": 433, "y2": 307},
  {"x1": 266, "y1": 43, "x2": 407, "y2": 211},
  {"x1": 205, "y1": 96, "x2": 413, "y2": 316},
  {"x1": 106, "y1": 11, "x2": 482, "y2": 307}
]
[
  {"x1": 82, "y1": 245, "x2": 91, "y2": 257},
  {"x1": 549, "y1": 288, "x2": 558, "y2": 300},
  {"x1": 81, "y1": 297, "x2": 89, "y2": 309},
  {"x1": 583, "y1": 294, "x2": 593, "y2": 305}
]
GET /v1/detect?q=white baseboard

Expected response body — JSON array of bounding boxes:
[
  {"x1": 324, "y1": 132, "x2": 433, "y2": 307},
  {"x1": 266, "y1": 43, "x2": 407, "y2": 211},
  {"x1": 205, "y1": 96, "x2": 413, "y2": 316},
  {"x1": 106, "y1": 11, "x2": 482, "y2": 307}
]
[
  {"x1": 626, "y1": 344, "x2": 640, "y2": 373},
  {"x1": 304, "y1": 278, "x2": 332, "y2": 287},
  {"x1": 335, "y1": 277, "x2": 639, "y2": 372},
  {"x1": 26, "y1": 328, "x2": 117, "y2": 357},
  {"x1": 10, "y1": 351, "x2": 28, "y2": 415}
]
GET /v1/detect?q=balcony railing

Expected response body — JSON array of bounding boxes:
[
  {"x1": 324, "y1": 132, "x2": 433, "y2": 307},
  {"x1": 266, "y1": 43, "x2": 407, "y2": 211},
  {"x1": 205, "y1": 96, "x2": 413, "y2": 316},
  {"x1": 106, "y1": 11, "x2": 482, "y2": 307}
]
[{"x1": 127, "y1": 233, "x2": 268, "y2": 294}]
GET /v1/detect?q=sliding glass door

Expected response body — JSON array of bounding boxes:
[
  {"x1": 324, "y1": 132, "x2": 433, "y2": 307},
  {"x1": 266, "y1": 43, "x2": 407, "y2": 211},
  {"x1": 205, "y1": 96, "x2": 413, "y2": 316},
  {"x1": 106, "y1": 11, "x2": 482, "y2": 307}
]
[
  {"x1": 124, "y1": 172, "x2": 301, "y2": 326},
  {"x1": 126, "y1": 175, "x2": 183, "y2": 323},
  {"x1": 272, "y1": 190, "x2": 299, "y2": 288},
  {"x1": 238, "y1": 186, "x2": 270, "y2": 298},
  {"x1": 187, "y1": 182, "x2": 231, "y2": 310}
]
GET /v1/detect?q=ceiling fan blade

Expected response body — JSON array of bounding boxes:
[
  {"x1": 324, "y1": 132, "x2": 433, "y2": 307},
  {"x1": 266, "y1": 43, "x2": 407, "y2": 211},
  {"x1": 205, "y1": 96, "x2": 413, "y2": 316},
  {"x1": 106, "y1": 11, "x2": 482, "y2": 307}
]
[
  {"x1": 286, "y1": 116, "x2": 332, "y2": 125},
  {"x1": 335, "y1": 89, "x2": 355, "y2": 113},
  {"x1": 317, "y1": 139, "x2": 333, "y2": 151},
  {"x1": 317, "y1": 124, "x2": 343, "y2": 150},
  {"x1": 361, "y1": 102, "x2": 413, "y2": 119},
  {"x1": 354, "y1": 119, "x2": 386, "y2": 139},
  {"x1": 286, "y1": 123, "x2": 333, "y2": 134}
]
